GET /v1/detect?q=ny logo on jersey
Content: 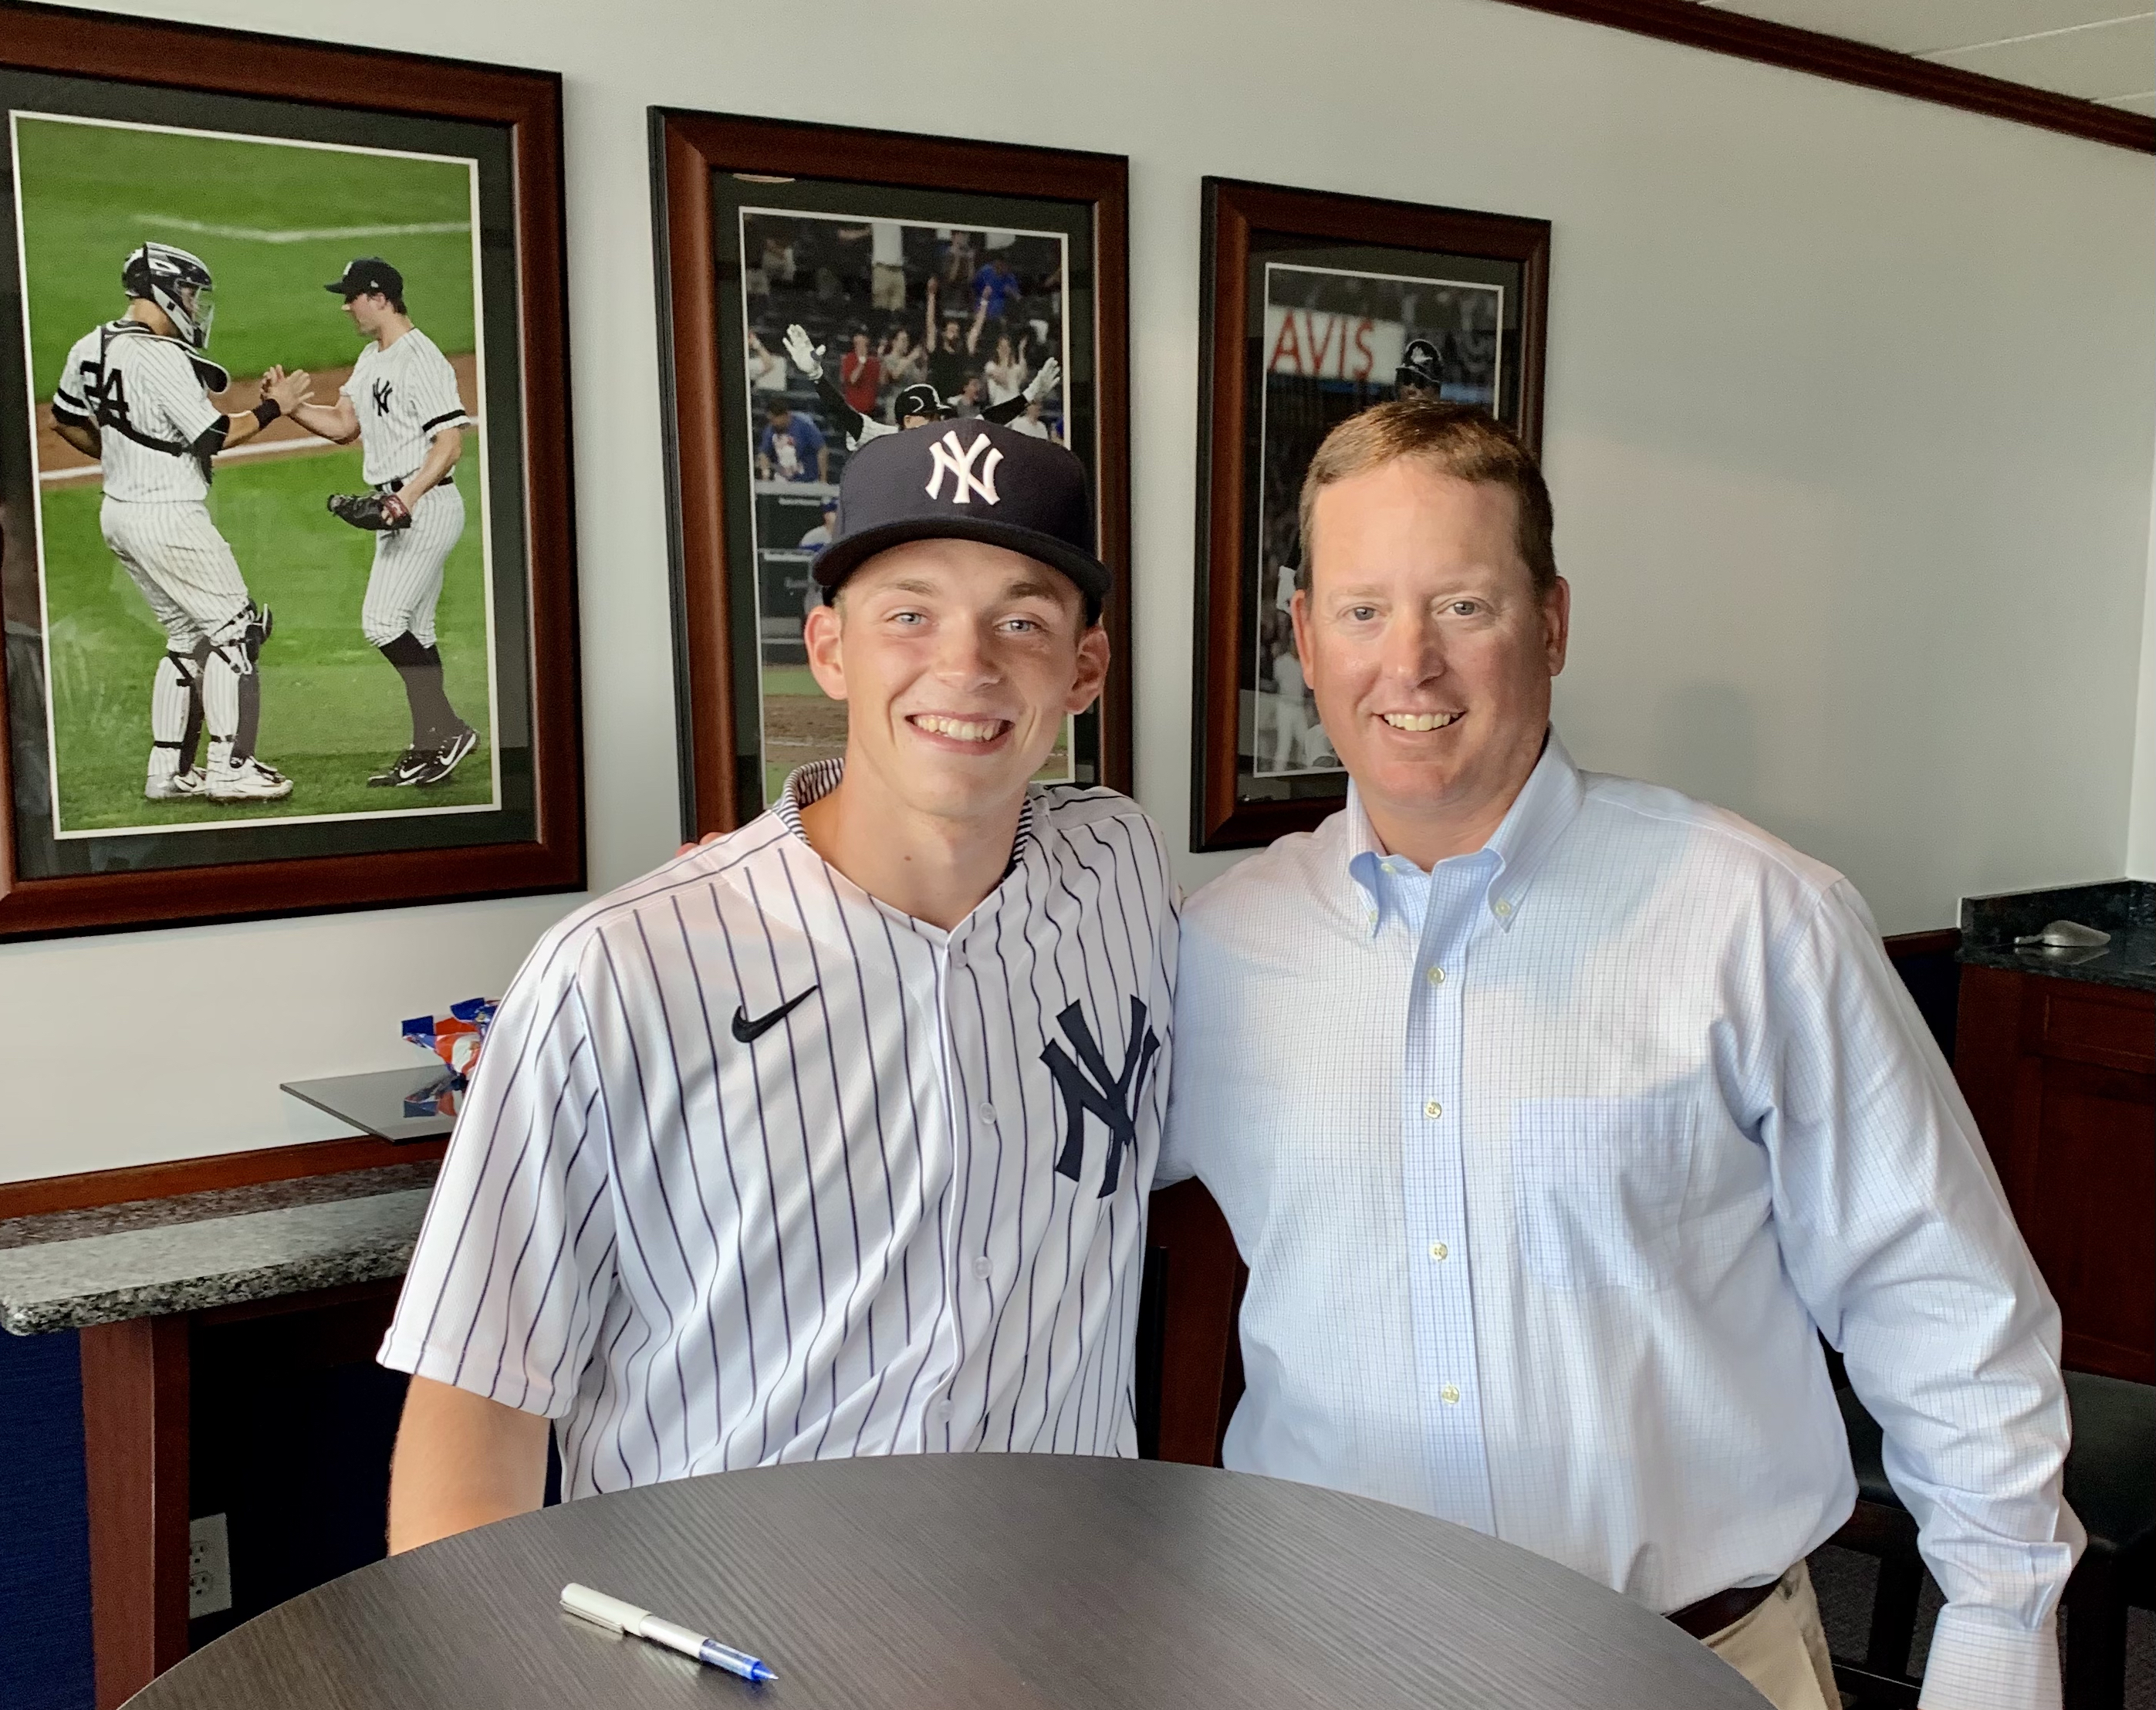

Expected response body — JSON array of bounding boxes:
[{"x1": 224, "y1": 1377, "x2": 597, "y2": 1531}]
[
  {"x1": 1042, "y1": 997, "x2": 1160, "y2": 1198},
  {"x1": 370, "y1": 378, "x2": 394, "y2": 415},
  {"x1": 923, "y1": 429, "x2": 1002, "y2": 505}
]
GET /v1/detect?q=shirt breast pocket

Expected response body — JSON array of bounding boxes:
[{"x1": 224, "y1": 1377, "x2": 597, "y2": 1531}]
[{"x1": 1511, "y1": 1096, "x2": 1696, "y2": 1293}]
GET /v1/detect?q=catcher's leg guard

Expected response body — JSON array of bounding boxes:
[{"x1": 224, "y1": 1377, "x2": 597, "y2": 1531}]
[
  {"x1": 181, "y1": 640, "x2": 211, "y2": 772},
  {"x1": 147, "y1": 651, "x2": 196, "y2": 789},
  {"x1": 204, "y1": 602, "x2": 272, "y2": 764}
]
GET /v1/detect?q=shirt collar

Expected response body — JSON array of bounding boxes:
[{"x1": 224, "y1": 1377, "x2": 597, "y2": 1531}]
[
  {"x1": 772, "y1": 758, "x2": 1040, "y2": 904},
  {"x1": 1343, "y1": 728, "x2": 1585, "y2": 938}
]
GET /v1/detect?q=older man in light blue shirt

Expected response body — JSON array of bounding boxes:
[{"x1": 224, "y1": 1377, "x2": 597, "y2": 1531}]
[{"x1": 1161, "y1": 400, "x2": 2077, "y2": 1710}]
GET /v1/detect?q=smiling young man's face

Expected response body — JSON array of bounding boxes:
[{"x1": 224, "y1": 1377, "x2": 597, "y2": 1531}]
[
  {"x1": 804, "y1": 537, "x2": 1108, "y2": 825},
  {"x1": 1293, "y1": 458, "x2": 1568, "y2": 858}
]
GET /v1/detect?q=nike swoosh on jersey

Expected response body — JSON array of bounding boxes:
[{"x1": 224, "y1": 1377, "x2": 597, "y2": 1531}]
[{"x1": 731, "y1": 986, "x2": 818, "y2": 1043}]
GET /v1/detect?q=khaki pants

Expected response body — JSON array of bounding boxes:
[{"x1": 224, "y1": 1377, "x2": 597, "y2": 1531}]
[{"x1": 1703, "y1": 1563, "x2": 1840, "y2": 1710}]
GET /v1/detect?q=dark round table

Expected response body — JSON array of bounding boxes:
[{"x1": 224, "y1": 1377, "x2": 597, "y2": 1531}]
[{"x1": 129, "y1": 1458, "x2": 1769, "y2": 1708}]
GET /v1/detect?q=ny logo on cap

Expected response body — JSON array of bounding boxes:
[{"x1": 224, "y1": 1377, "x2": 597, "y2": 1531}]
[{"x1": 924, "y1": 430, "x2": 1002, "y2": 505}]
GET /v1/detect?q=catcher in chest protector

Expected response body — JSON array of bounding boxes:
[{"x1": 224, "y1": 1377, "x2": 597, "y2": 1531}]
[{"x1": 278, "y1": 255, "x2": 479, "y2": 789}]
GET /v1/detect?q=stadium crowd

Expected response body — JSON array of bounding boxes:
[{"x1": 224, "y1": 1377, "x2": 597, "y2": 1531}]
[{"x1": 743, "y1": 215, "x2": 1066, "y2": 483}]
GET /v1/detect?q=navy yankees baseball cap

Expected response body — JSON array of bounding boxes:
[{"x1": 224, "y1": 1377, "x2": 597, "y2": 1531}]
[
  {"x1": 326, "y1": 256, "x2": 404, "y2": 299},
  {"x1": 813, "y1": 421, "x2": 1109, "y2": 615}
]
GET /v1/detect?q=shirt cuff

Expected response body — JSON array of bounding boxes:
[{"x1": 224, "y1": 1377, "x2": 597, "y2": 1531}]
[
  {"x1": 377, "y1": 1330, "x2": 570, "y2": 1420},
  {"x1": 1919, "y1": 1604, "x2": 2060, "y2": 1710}
]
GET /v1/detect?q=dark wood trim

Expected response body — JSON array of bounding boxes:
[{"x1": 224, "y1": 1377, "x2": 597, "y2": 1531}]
[
  {"x1": 1488, "y1": 0, "x2": 2154, "y2": 155},
  {"x1": 0, "y1": 1134, "x2": 447, "y2": 1222},
  {"x1": 652, "y1": 115, "x2": 742, "y2": 838},
  {"x1": 79, "y1": 1315, "x2": 191, "y2": 1709},
  {"x1": 1191, "y1": 177, "x2": 1552, "y2": 852},
  {"x1": 0, "y1": 2, "x2": 584, "y2": 940},
  {"x1": 1954, "y1": 964, "x2": 2023, "y2": 1168},
  {"x1": 1882, "y1": 928, "x2": 1959, "y2": 960},
  {"x1": 651, "y1": 110, "x2": 1134, "y2": 839},
  {"x1": 1144, "y1": 1181, "x2": 1245, "y2": 1468}
]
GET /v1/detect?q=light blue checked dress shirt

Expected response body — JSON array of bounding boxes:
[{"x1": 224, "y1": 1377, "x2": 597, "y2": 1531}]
[{"x1": 1161, "y1": 732, "x2": 2079, "y2": 1710}]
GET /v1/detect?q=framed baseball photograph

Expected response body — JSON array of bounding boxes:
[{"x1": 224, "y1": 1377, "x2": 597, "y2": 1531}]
[
  {"x1": 0, "y1": 4, "x2": 580, "y2": 938},
  {"x1": 1190, "y1": 177, "x2": 1549, "y2": 850},
  {"x1": 651, "y1": 109, "x2": 1130, "y2": 836}
]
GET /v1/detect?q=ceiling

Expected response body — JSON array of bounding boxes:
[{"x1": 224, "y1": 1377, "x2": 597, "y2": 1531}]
[{"x1": 1699, "y1": 1, "x2": 2156, "y2": 115}]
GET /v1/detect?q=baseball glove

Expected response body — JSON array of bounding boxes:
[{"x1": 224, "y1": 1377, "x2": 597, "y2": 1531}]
[{"x1": 327, "y1": 491, "x2": 412, "y2": 532}]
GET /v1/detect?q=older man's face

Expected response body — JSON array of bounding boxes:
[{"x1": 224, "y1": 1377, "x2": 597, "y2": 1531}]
[{"x1": 1293, "y1": 459, "x2": 1567, "y2": 851}]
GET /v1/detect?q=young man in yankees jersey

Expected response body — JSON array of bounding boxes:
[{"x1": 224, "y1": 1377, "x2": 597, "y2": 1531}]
[
  {"x1": 279, "y1": 257, "x2": 477, "y2": 787},
  {"x1": 49, "y1": 242, "x2": 311, "y2": 803},
  {"x1": 380, "y1": 420, "x2": 1175, "y2": 1549}
]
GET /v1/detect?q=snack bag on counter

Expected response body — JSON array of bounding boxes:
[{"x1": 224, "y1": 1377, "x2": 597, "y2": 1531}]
[{"x1": 401, "y1": 996, "x2": 500, "y2": 1084}]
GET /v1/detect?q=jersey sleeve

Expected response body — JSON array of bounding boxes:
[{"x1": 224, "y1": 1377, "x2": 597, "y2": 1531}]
[
  {"x1": 140, "y1": 340, "x2": 224, "y2": 444},
  {"x1": 377, "y1": 929, "x2": 617, "y2": 1418},
  {"x1": 51, "y1": 335, "x2": 94, "y2": 424},
  {"x1": 412, "y1": 348, "x2": 474, "y2": 436}
]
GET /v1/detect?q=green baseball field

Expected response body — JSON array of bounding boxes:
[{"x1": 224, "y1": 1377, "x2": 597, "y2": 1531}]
[{"x1": 13, "y1": 113, "x2": 495, "y2": 833}]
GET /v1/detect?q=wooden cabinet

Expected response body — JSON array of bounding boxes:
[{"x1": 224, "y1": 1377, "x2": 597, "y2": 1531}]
[{"x1": 1955, "y1": 965, "x2": 2155, "y2": 1381}]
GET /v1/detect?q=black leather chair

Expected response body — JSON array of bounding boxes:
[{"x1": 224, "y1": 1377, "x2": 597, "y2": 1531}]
[{"x1": 1830, "y1": 1372, "x2": 2156, "y2": 1709}]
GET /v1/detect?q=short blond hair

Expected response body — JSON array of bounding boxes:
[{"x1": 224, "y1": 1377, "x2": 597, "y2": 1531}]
[{"x1": 1295, "y1": 399, "x2": 1556, "y2": 596}]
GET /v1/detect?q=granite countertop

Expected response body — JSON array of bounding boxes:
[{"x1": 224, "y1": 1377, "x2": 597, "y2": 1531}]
[
  {"x1": 0, "y1": 1161, "x2": 438, "y2": 1336},
  {"x1": 1958, "y1": 879, "x2": 2156, "y2": 995}
]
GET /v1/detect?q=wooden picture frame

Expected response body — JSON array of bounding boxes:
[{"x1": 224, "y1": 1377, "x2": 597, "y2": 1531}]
[
  {"x1": 651, "y1": 109, "x2": 1130, "y2": 838},
  {"x1": 1191, "y1": 177, "x2": 1550, "y2": 851},
  {"x1": 0, "y1": 2, "x2": 583, "y2": 939}
]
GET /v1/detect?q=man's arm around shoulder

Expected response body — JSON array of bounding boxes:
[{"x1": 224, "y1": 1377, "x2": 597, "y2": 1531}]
[{"x1": 387, "y1": 1375, "x2": 550, "y2": 1553}]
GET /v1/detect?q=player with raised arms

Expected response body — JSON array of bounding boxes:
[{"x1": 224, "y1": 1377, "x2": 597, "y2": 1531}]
[
  {"x1": 278, "y1": 256, "x2": 478, "y2": 789},
  {"x1": 49, "y1": 242, "x2": 309, "y2": 803},
  {"x1": 782, "y1": 323, "x2": 1059, "y2": 448},
  {"x1": 380, "y1": 421, "x2": 1175, "y2": 1547}
]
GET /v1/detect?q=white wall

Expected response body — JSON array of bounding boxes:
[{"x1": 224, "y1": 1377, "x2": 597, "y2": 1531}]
[
  {"x1": 2, "y1": 0, "x2": 2150, "y2": 1184},
  {"x1": 2127, "y1": 458, "x2": 2156, "y2": 880}
]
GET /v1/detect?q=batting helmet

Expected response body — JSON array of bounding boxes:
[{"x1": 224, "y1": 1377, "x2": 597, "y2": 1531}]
[
  {"x1": 122, "y1": 242, "x2": 216, "y2": 352},
  {"x1": 1395, "y1": 336, "x2": 1442, "y2": 395},
  {"x1": 893, "y1": 382, "x2": 945, "y2": 426}
]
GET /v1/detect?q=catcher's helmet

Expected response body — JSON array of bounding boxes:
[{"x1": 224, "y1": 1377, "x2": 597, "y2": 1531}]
[
  {"x1": 1395, "y1": 336, "x2": 1442, "y2": 394},
  {"x1": 122, "y1": 242, "x2": 215, "y2": 351},
  {"x1": 892, "y1": 381, "x2": 945, "y2": 426}
]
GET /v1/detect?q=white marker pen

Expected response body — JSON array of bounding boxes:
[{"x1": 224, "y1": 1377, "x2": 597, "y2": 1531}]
[{"x1": 560, "y1": 1582, "x2": 777, "y2": 1683}]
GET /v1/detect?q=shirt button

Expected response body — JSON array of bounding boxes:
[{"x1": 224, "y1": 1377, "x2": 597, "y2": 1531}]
[
  {"x1": 1429, "y1": 1241, "x2": 1449, "y2": 1262},
  {"x1": 1440, "y1": 1384, "x2": 1462, "y2": 1405},
  {"x1": 1382, "y1": 860, "x2": 1397, "y2": 874},
  {"x1": 1426, "y1": 965, "x2": 1445, "y2": 985},
  {"x1": 972, "y1": 1255, "x2": 992, "y2": 1279},
  {"x1": 1492, "y1": 898, "x2": 1512, "y2": 918},
  {"x1": 977, "y1": 1101, "x2": 997, "y2": 1124},
  {"x1": 1423, "y1": 1100, "x2": 1441, "y2": 1119},
  {"x1": 1367, "y1": 908, "x2": 1379, "y2": 925},
  {"x1": 934, "y1": 1400, "x2": 954, "y2": 1421}
]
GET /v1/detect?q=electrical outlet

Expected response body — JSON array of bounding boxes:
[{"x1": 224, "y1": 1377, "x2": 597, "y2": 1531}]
[{"x1": 188, "y1": 1513, "x2": 231, "y2": 1619}]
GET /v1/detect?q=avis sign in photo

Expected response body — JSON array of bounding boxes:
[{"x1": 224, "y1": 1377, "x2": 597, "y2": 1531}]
[{"x1": 9, "y1": 112, "x2": 499, "y2": 839}]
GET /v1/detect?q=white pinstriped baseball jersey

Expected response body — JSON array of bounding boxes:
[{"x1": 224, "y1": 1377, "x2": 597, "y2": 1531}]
[
  {"x1": 52, "y1": 323, "x2": 221, "y2": 502},
  {"x1": 343, "y1": 327, "x2": 470, "y2": 485},
  {"x1": 1161, "y1": 732, "x2": 2078, "y2": 1710},
  {"x1": 380, "y1": 760, "x2": 1178, "y2": 1497}
]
